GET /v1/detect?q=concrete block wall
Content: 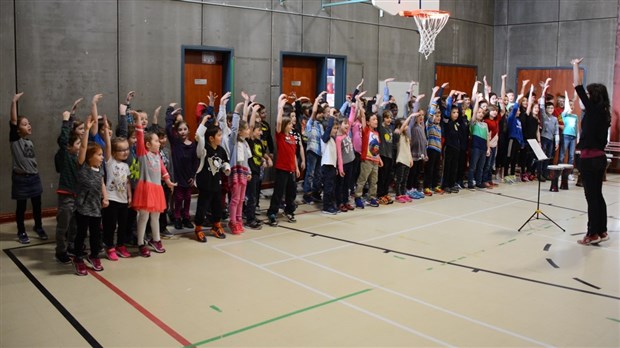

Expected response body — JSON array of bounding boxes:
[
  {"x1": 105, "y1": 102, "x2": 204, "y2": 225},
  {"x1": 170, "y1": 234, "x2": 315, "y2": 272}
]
[
  {"x1": 1, "y1": 0, "x2": 617, "y2": 213},
  {"x1": 493, "y1": 0, "x2": 618, "y2": 96}
]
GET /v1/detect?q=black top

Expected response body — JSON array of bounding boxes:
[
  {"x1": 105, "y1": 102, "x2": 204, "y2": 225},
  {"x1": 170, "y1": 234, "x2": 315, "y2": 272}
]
[
  {"x1": 442, "y1": 119, "x2": 461, "y2": 150},
  {"x1": 575, "y1": 85, "x2": 610, "y2": 151},
  {"x1": 196, "y1": 144, "x2": 229, "y2": 192}
]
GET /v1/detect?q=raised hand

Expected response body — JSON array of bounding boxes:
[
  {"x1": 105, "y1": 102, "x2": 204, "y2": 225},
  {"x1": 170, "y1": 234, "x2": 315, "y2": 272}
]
[
  {"x1": 356, "y1": 78, "x2": 364, "y2": 90},
  {"x1": 522, "y1": 80, "x2": 530, "y2": 87},
  {"x1": 13, "y1": 92, "x2": 24, "y2": 103},
  {"x1": 384, "y1": 77, "x2": 395, "y2": 84},
  {"x1": 278, "y1": 93, "x2": 288, "y2": 110},
  {"x1": 570, "y1": 57, "x2": 583, "y2": 65},
  {"x1": 501, "y1": 74, "x2": 507, "y2": 80},
  {"x1": 417, "y1": 93, "x2": 425, "y2": 101},
  {"x1": 221, "y1": 91, "x2": 231, "y2": 106},
  {"x1": 241, "y1": 91, "x2": 249, "y2": 101},
  {"x1": 62, "y1": 111, "x2": 71, "y2": 121},
  {"x1": 71, "y1": 98, "x2": 83, "y2": 112},
  {"x1": 208, "y1": 91, "x2": 218, "y2": 106},
  {"x1": 153, "y1": 106, "x2": 161, "y2": 122},
  {"x1": 92, "y1": 93, "x2": 103, "y2": 104},
  {"x1": 441, "y1": 82, "x2": 449, "y2": 88},
  {"x1": 126, "y1": 91, "x2": 135, "y2": 103}
]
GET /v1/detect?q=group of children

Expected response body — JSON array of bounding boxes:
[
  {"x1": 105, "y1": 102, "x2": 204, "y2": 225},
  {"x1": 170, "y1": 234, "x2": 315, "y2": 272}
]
[{"x1": 9, "y1": 74, "x2": 580, "y2": 276}]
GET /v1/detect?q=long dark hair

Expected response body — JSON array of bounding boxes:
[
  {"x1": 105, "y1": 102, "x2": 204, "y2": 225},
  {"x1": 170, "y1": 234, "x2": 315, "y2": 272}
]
[{"x1": 586, "y1": 83, "x2": 611, "y2": 126}]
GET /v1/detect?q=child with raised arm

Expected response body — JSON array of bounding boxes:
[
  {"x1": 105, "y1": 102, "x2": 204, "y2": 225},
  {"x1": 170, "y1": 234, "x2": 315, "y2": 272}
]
[
  {"x1": 441, "y1": 89, "x2": 461, "y2": 193},
  {"x1": 335, "y1": 112, "x2": 356, "y2": 212},
  {"x1": 468, "y1": 95, "x2": 491, "y2": 189},
  {"x1": 522, "y1": 85, "x2": 541, "y2": 182},
  {"x1": 303, "y1": 92, "x2": 326, "y2": 204},
  {"x1": 9, "y1": 93, "x2": 47, "y2": 244},
  {"x1": 503, "y1": 85, "x2": 526, "y2": 182},
  {"x1": 267, "y1": 95, "x2": 300, "y2": 226},
  {"x1": 73, "y1": 117, "x2": 108, "y2": 275},
  {"x1": 165, "y1": 102, "x2": 197, "y2": 230},
  {"x1": 482, "y1": 102, "x2": 502, "y2": 187},
  {"x1": 102, "y1": 118, "x2": 132, "y2": 260},
  {"x1": 245, "y1": 103, "x2": 271, "y2": 229},
  {"x1": 227, "y1": 98, "x2": 253, "y2": 234},
  {"x1": 320, "y1": 110, "x2": 340, "y2": 215},
  {"x1": 194, "y1": 115, "x2": 231, "y2": 241},
  {"x1": 394, "y1": 112, "x2": 418, "y2": 203},
  {"x1": 559, "y1": 90, "x2": 579, "y2": 168},
  {"x1": 130, "y1": 111, "x2": 176, "y2": 256},
  {"x1": 353, "y1": 96, "x2": 383, "y2": 208},
  {"x1": 537, "y1": 79, "x2": 559, "y2": 181},
  {"x1": 406, "y1": 101, "x2": 428, "y2": 199},
  {"x1": 377, "y1": 78, "x2": 396, "y2": 204},
  {"x1": 54, "y1": 108, "x2": 82, "y2": 263},
  {"x1": 423, "y1": 88, "x2": 442, "y2": 196}
]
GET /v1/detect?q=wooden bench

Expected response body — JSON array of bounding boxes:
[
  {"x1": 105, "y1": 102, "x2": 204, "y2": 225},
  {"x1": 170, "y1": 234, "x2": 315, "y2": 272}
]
[{"x1": 605, "y1": 141, "x2": 620, "y2": 173}]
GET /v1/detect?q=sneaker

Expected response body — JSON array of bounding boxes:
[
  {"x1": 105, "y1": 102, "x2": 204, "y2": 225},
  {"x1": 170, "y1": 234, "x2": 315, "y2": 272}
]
[
  {"x1": 17, "y1": 232, "x2": 30, "y2": 244},
  {"x1": 148, "y1": 240, "x2": 166, "y2": 253},
  {"x1": 354, "y1": 197, "x2": 365, "y2": 209},
  {"x1": 577, "y1": 235, "x2": 601, "y2": 245},
  {"x1": 444, "y1": 187, "x2": 453, "y2": 194},
  {"x1": 33, "y1": 227, "x2": 48, "y2": 240},
  {"x1": 139, "y1": 245, "x2": 151, "y2": 257},
  {"x1": 311, "y1": 193, "x2": 322, "y2": 203},
  {"x1": 345, "y1": 203, "x2": 355, "y2": 211},
  {"x1": 116, "y1": 245, "x2": 131, "y2": 258},
  {"x1": 451, "y1": 185, "x2": 460, "y2": 193},
  {"x1": 569, "y1": 174, "x2": 575, "y2": 181},
  {"x1": 182, "y1": 219, "x2": 194, "y2": 229},
  {"x1": 73, "y1": 259, "x2": 88, "y2": 276},
  {"x1": 302, "y1": 194, "x2": 314, "y2": 204},
  {"x1": 338, "y1": 204, "x2": 348, "y2": 213},
  {"x1": 322, "y1": 207, "x2": 338, "y2": 215},
  {"x1": 528, "y1": 173, "x2": 536, "y2": 181},
  {"x1": 434, "y1": 186, "x2": 444, "y2": 194},
  {"x1": 598, "y1": 232, "x2": 609, "y2": 242},
  {"x1": 405, "y1": 189, "x2": 416, "y2": 199},
  {"x1": 378, "y1": 196, "x2": 389, "y2": 205},
  {"x1": 245, "y1": 220, "x2": 262, "y2": 230},
  {"x1": 161, "y1": 228, "x2": 174, "y2": 239},
  {"x1": 402, "y1": 194, "x2": 412, "y2": 202},
  {"x1": 55, "y1": 252, "x2": 72, "y2": 264},
  {"x1": 396, "y1": 195, "x2": 408, "y2": 203},
  {"x1": 476, "y1": 184, "x2": 486, "y2": 190},
  {"x1": 211, "y1": 222, "x2": 227, "y2": 239},
  {"x1": 467, "y1": 184, "x2": 476, "y2": 190},
  {"x1": 106, "y1": 247, "x2": 119, "y2": 261},
  {"x1": 235, "y1": 223, "x2": 245, "y2": 234},
  {"x1": 87, "y1": 256, "x2": 104, "y2": 271},
  {"x1": 484, "y1": 182, "x2": 493, "y2": 188},
  {"x1": 368, "y1": 198, "x2": 379, "y2": 207},
  {"x1": 384, "y1": 195, "x2": 394, "y2": 204},
  {"x1": 285, "y1": 213, "x2": 296, "y2": 223},
  {"x1": 194, "y1": 226, "x2": 207, "y2": 243},
  {"x1": 423, "y1": 188, "x2": 433, "y2": 196},
  {"x1": 414, "y1": 191, "x2": 425, "y2": 199},
  {"x1": 267, "y1": 214, "x2": 278, "y2": 226},
  {"x1": 521, "y1": 174, "x2": 530, "y2": 182},
  {"x1": 174, "y1": 219, "x2": 183, "y2": 230}
]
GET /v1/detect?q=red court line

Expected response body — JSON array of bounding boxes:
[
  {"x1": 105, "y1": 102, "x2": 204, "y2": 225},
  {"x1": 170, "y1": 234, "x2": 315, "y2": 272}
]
[{"x1": 88, "y1": 270, "x2": 193, "y2": 347}]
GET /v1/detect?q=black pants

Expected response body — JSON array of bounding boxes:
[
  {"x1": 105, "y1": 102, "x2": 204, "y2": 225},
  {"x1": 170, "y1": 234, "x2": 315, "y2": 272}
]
[
  {"x1": 351, "y1": 152, "x2": 361, "y2": 191},
  {"x1": 504, "y1": 138, "x2": 522, "y2": 176},
  {"x1": 407, "y1": 159, "x2": 424, "y2": 190},
  {"x1": 267, "y1": 169, "x2": 297, "y2": 216},
  {"x1": 443, "y1": 146, "x2": 459, "y2": 188},
  {"x1": 245, "y1": 173, "x2": 260, "y2": 222},
  {"x1": 16, "y1": 196, "x2": 42, "y2": 235},
  {"x1": 75, "y1": 212, "x2": 102, "y2": 259},
  {"x1": 321, "y1": 165, "x2": 337, "y2": 210},
  {"x1": 579, "y1": 156, "x2": 607, "y2": 236},
  {"x1": 160, "y1": 184, "x2": 172, "y2": 228},
  {"x1": 336, "y1": 161, "x2": 354, "y2": 205},
  {"x1": 195, "y1": 188, "x2": 222, "y2": 226},
  {"x1": 424, "y1": 150, "x2": 441, "y2": 189},
  {"x1": 377, "y1": 155, "x2": 393, "y2": 197},
  {"x1": 457, "y1": 148, "x2": 467, "y2": 186},
  {"x1": 102, "y1": 201, "x2": 129, "y2": 247},
  {"x1": 394, "y1": 163, "x2": 410, "y2": 196}
]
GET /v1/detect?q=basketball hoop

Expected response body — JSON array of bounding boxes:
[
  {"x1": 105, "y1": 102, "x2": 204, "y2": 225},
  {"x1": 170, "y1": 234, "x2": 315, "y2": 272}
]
[{"x1": 400, "y1": 9, "x2": 450, "y2": 60}]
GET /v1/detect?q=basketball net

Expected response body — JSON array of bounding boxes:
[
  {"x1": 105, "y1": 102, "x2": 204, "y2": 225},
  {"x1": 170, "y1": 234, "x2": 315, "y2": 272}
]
[{"x1": 400, "y1": 10, "x2": 450, "y2": 60}]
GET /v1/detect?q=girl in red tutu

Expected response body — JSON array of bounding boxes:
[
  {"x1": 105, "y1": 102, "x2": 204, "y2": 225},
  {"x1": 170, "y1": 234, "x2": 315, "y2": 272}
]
[{"x1": 129, "y1": 111, "x2": 176, "y2": 257}]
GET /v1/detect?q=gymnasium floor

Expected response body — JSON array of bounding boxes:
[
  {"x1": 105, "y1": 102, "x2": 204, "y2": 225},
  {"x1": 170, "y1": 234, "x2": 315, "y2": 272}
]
[{"x1": 1, "y1": 175, "x2": 619, "y2": 347}]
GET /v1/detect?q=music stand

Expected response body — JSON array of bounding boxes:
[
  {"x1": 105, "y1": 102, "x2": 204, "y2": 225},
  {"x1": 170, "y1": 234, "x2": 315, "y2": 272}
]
[{"x1": 517, "y1": 139, "x2": 565, "y2": 232}]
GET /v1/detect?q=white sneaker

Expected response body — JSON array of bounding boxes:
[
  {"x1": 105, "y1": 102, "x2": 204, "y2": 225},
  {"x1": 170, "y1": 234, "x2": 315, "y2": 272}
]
[{"x1": 569, "y1": 174, "x2": 575, "y2": 181}]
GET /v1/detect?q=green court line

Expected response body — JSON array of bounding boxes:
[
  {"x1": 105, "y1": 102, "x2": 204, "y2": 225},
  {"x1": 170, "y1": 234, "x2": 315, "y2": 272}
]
[
  {"x1": 607, "y1": 317, "x2": 620, "y2": 323},
  {"x1": 186, "y1": 288, "x2": 372, "y2": 347},
  {"x1": 209, "y1": 305, "x2": 222, "y2": 313},
  {"x1": 393, "y1": 255, "x2": 405, "y2": 260}
]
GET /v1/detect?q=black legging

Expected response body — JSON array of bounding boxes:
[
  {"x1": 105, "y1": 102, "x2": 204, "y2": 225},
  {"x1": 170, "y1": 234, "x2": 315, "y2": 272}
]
[
  {"x1": 580, "y1": 155, "x2": 607, "y2": 237},
  {"x1": 16, "y1": 196, "x2": 42, "y2": 235},
  {"x1": 407, "y1": 159, "x2": 424, "y2": 190}
]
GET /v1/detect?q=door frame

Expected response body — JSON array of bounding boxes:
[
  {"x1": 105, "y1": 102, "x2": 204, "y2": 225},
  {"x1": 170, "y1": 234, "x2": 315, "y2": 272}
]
[
  {"x1": 280, "y1": 51, "x2": 347, "y2": 108},
  {"x1": 181, "y1": 45, "x2": 234, "y2": 114}
]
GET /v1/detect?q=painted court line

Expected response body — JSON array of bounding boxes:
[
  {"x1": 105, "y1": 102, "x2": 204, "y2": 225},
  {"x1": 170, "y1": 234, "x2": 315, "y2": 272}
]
[
  {"x1": 88, "y1": 271, "x2": 192, "y2": 347},
  {"x1": 213, "y1": 246, "x2": 454, "y2": 346},
  {"x1": 186, "y1": 288, "x2": 372, "y2": 346},
  {"x1": 252, "y1": 239, "x2": 554, "y2": 347}
]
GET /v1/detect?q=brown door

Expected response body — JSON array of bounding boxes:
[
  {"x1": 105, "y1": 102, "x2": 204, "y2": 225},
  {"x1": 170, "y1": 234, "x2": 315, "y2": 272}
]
[
  {"x1": 435, "y1": 64, "x2": 477, "y2": 97},
  {"x1": 184, "y1": 50, "x2": 224, "y2": 140},
  {"x1": 516, "y1": 68, "x2": 584, "y2": 111},
  {"x1": 282, "y1": 56, "x2": 320, "y2": 100}
]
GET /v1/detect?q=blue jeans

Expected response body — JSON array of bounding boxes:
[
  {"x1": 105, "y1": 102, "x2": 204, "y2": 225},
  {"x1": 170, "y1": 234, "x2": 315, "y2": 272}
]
[
  {"x1": 560, "y1": 134, "x2": 576, "y2": 164},
  {"x1": 303, "y1": 151, "x2": 322, "y2": 194},
  {"x1": 482, "y1": 147, "x2": 497, "y2": 183},
  {"x1": 539, "y1": 137, "x2": 554, "y2": 177},
  {"x1": 468, "y1": 147, "x2": 487, "y2": 187}
]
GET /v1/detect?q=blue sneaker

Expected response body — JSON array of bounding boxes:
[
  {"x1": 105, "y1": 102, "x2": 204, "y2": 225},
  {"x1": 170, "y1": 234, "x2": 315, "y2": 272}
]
[
  {"x1": 17, "y1": 232, "x2": 30, "y2": 244},
  {"x1": 321, "y1": 207, "x2": 338, "y2": 215},
  {"x1": 368, "y1": 198, "x2": 379, "y2": 207},
  {"x1": 414, "y1": 191, "x2": 425, "y2": 199},
  {"x1": 354, "y1": 197, "x2": 365, "y2": 209}
]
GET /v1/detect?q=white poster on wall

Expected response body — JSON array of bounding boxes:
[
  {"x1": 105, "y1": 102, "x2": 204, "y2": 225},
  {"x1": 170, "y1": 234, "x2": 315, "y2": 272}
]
[{"x1": 377, "y1": 80, "x2": 420, "y2": 118}]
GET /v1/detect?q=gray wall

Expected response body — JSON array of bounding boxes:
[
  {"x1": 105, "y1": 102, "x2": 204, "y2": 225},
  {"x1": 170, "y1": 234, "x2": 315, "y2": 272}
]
[
  {"x1": 493, "y1": 0, "x2": 618, "y2": 95},
  {"x1": 0, "y1": 0, "x2": 617, "y2": 212}
]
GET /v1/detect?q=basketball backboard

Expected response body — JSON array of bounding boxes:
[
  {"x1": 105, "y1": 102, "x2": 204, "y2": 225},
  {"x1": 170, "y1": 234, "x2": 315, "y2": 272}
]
[{"x1": 371, "y1": 0, "x2": 440, "y2": 16}]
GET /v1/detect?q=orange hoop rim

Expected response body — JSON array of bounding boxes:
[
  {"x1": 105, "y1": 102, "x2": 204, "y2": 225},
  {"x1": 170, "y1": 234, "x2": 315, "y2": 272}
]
[{"x1": 398, "y1": 9, "x2": 450, "y2": 18}]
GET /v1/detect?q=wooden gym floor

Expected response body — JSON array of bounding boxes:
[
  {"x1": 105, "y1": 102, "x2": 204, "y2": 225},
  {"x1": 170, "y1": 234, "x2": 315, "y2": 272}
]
[{"x1": 1, "y1": 175, "x2": 619, "y2": 347}]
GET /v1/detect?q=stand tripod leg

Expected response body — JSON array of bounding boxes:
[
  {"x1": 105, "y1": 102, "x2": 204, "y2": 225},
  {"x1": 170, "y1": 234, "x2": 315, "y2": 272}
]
[
  {"x1": 539, "y1": 211, "x2": 566, "y2": 232},
  {"x1": 518, "y1": 211, "x2": 538, "y2": 232}
]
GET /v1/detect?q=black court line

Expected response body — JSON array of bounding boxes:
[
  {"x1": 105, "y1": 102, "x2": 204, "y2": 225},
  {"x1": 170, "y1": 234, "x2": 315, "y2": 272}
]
[
  {"x1": 481, "y1": 190, "x2": 620, "y2": 220},
  {"x1": 543, "y1": 244, "x2": 551, "y2": 251},
  {"x1": 546, "y1": 258, "x2": 560, "y2": 269},
  {"x1": 3, "y1": 247, "x2": 102, "y2": 348},
  {"x1": 277, "y1": 225, "x2": 620, "y2": 300},
  {"x1": 573, "y1": 278, "x2": 602, "y2": 290}
]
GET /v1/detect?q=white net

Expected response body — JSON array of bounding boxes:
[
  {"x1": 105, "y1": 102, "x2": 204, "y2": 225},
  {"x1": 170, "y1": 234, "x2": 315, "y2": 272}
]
[{"x1": 402, "y1": 10, "x2": 450, "y2": 60}]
